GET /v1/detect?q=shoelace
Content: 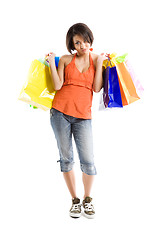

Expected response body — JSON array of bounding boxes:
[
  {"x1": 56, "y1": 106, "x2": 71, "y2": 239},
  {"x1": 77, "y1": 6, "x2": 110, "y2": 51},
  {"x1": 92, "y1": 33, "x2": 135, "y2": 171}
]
[
  {"x1": 71, "y1": 203, "x2": 81, "y2": 212},
  {"x1": 84, "y1": 202, "x2": 94, "y2": 212}
]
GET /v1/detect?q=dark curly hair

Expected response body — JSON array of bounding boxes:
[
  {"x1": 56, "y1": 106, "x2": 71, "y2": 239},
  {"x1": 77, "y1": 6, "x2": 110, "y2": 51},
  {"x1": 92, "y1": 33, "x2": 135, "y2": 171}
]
[{"x1": 66, "y1": 23, "x2": 94, "y2": 54}]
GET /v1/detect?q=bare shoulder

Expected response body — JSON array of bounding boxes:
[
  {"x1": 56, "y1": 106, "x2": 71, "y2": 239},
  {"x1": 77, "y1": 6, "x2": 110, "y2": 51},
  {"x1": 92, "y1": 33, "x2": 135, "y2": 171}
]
[
  {"x1": 60, "y1": 54, "x2": 74, "y2": 67},
  {"x1": 91, "y1": 52, "x2": 99, "y2": 60}
]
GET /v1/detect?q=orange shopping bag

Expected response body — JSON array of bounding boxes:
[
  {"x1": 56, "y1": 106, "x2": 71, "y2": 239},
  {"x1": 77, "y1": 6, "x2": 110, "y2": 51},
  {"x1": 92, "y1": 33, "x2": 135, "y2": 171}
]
[{"x1": 116, "y1": 61, "x2": 140, "y2": 106}]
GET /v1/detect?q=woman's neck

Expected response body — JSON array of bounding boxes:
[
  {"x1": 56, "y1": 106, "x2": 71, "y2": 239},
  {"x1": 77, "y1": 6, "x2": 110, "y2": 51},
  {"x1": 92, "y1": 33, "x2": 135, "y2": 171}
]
[{"x1": 76, "y1": 51, "x2": 90, "y2": 61}]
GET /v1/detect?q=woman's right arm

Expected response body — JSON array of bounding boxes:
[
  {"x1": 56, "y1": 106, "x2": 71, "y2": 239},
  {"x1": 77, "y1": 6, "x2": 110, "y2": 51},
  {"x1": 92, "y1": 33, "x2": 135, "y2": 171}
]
[{"x1": 46, "y1": 53, "x2": 65, "y2": 91}]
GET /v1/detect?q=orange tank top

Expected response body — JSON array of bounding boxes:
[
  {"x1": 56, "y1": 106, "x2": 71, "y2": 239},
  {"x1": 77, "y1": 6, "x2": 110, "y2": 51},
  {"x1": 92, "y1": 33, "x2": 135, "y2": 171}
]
[{"x1": 52, "y1": 52, "x2": 95, "y2": 119}]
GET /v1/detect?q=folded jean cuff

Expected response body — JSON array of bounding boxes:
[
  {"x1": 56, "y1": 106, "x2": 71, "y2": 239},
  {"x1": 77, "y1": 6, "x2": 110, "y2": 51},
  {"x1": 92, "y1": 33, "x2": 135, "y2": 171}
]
[
  {"x1": 57, "y1": 160, "x2": 75, "y2": 172},
  {"x1": 80, "y1": 163, "x2": 97, "y2": 175}
]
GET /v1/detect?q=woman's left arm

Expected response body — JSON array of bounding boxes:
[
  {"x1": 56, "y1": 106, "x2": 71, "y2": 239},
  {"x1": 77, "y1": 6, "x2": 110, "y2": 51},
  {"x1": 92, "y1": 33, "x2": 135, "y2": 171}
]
[{"x1": 93, "y1": 54, "x2": 106, "y2": 93}]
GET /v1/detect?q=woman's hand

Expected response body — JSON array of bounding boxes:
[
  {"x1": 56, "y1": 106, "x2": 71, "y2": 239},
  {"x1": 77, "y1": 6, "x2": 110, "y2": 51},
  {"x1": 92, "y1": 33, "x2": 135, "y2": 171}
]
[
  {"x1": 45, "y1": 52, "x2": 56, "y2": 65},
  {"x1": 97, "y1": 53, "x2": 108, "y2": 64}
]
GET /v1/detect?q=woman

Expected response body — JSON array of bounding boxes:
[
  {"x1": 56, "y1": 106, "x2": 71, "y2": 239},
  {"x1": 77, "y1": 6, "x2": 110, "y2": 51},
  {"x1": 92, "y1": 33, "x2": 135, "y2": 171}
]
[{"x1": 46, "y1": 23, "x2": 106, "y2": 218}]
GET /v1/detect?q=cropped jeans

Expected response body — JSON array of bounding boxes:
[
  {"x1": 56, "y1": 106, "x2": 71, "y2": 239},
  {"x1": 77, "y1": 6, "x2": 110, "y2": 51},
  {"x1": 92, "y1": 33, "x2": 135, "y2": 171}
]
[{"x1": 50, "y1": 108, "x2": 97, "y2": 175}]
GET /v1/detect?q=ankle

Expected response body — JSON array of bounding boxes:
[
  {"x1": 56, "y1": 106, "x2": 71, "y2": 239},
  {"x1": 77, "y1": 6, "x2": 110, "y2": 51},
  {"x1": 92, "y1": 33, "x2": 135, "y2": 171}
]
[{"x1": 83, "y1": 195, "x2": 90, "y2": 200}]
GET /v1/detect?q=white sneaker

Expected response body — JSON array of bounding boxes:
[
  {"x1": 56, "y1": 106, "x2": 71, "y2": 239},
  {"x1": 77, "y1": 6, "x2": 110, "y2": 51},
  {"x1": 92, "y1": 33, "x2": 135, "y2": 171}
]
[
  {"x1": 69, "y1": 198, "x2": 81, "y2": 218},
  {"x1": 82, "y1": 197, "x2": 95, "y2": 219}
]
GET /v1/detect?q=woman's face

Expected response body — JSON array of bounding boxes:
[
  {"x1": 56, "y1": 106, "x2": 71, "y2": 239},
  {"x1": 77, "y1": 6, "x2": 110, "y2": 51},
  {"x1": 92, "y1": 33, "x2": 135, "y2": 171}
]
[{"x1": 73, "y1": 35, "x2": 91, "y2": 55}]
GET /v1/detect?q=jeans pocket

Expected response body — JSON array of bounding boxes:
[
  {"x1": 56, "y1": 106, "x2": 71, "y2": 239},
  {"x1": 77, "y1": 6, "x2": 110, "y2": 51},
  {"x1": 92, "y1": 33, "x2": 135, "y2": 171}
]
[{"x1": 50, "y1": 108, "x2": 56, "y2": 118}]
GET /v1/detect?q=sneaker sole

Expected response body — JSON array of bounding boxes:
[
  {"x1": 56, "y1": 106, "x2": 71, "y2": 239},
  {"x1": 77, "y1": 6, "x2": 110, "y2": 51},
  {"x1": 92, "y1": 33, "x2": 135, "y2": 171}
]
[
  {"x1": 83, "y1": 211, "x2": 95, "y2": 219},
  {"x1": 69, "y1": 212, "x2": 81, "y2": 218}
]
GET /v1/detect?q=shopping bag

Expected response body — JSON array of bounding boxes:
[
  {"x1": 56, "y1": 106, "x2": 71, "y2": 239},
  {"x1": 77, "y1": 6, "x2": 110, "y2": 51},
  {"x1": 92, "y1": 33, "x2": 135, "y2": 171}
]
[
  {"x1": 18, "y1": 57, "x2": 59, "y2": 111},
  {"x1": 101, "y1": 53, "x2": 143, "y2": 108},
  {"x1": 125, "y1": 59, "x2": 144, "y2": 98},
  {"x1": 116, "y1": 61, "x2": 140, "y2": 106},
  {"x1": 103, "y1": 67, "x2": 109, "y2": 108},
  {"x1": 115, "y1": 53, "x2": 144, "y2": 97},
  {"x1": 114, "y1": 53, "x2": 142, "y2": 105},
  {"x1": 103, "y1": 65, "x2": 123, "y2": 108}
]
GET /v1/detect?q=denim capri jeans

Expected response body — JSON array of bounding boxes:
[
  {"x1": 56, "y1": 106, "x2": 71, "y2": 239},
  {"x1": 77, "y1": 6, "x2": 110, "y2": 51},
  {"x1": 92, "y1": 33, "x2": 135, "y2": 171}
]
[{"x1": 50, "y1": 108, "x2": 97, "y2": 175}]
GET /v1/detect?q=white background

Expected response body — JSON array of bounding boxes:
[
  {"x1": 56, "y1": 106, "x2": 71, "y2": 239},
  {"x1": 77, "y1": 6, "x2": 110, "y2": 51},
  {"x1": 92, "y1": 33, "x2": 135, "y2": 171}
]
[{"x1": 0, "y1": 0, "x2": 160, "y2": 239}]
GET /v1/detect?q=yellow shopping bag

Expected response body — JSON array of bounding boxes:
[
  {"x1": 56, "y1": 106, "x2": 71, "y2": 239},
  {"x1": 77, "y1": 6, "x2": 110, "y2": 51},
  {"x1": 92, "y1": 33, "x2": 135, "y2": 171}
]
[{"x1": 18, "y1": 58, "x2": 57, "y2": 111}]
